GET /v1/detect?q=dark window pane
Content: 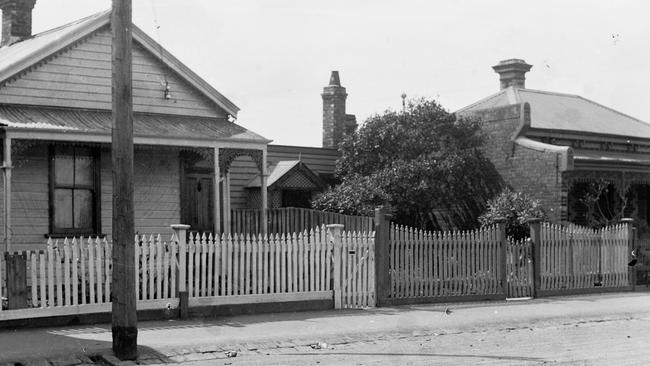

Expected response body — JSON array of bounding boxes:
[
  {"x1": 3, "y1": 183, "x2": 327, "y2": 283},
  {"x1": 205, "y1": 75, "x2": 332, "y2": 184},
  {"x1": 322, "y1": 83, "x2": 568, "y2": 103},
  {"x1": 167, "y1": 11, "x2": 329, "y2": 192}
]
[
  {"x1": 54, "y1": 155, "x2": 74, "y2": 186},
  {"x1": 74, "y1": 190, "x2": 93, "y2": 229},
  {"x1": 54, "y1": 189, "x2": 73, "y2": 228},
  {"x1": 75, "y1": 155, "x2": 93, "y2": 186},
  {"x1": 55, "y1": 145, "x2": 74, "y2": 156},
  {"x1": 75, "y1": 147, "x2": 92, "y2": 156}
]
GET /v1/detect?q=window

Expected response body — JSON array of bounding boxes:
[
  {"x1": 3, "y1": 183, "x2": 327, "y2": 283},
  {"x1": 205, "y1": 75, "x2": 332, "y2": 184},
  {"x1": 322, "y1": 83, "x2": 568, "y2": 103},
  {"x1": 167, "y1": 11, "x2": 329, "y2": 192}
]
[{"x1": 49, "y1": 145, "x2": 100, "y2": 235}]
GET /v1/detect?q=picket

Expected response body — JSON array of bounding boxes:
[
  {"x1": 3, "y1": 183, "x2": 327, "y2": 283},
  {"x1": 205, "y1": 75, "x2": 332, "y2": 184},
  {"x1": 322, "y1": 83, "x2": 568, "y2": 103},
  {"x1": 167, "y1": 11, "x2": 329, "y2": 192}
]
[
  {"x1": 539, "y1": 222, "x2": 629, "y2": 292},
  {"x1": 388, "y1": 225, "x2": 502, "y2": 300}
]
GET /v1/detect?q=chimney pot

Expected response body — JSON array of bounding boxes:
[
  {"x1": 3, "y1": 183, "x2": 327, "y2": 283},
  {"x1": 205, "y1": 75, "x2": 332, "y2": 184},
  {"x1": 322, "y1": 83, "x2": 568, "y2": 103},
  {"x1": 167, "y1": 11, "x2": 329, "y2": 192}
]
[
  {"x1": 492, "y1": 59, "x2": 532, "y2": 90},
  {"x1": 1, "y1": 0, "x2": 37, "y2": 47},
  {"x1": 328, "y1": 71, "x2": 341, "y2": 86}
]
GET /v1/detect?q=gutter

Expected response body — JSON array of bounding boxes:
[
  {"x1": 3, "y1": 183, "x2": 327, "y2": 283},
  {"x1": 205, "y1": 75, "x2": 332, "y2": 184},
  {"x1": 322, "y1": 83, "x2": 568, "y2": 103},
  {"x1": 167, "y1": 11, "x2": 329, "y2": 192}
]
[{"x1": 513, "y1": 103, "x2": 574, "y2": 172}]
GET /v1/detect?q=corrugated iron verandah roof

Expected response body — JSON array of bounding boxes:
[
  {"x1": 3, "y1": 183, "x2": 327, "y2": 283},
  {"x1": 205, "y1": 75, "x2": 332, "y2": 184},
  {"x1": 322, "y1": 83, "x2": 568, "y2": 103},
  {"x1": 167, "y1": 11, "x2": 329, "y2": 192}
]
[{"x1": 0, "y1": 105, "x2": 269, "y2": 146}]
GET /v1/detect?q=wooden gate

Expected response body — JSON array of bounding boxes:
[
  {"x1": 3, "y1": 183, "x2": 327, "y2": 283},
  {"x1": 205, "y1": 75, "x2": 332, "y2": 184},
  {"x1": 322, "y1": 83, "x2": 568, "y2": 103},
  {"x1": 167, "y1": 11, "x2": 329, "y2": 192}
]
[
  {"x1": 506, "y1": 239, "x2": 534, "y2": 298},
  {"x1": 332, "y1": 229, "x2": 376, "y2": 309}
]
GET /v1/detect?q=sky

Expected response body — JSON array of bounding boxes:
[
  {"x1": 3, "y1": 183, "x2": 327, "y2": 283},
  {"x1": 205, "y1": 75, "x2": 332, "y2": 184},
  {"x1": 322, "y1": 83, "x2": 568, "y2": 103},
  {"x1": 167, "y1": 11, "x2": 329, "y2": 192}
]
[{"x1": 29, "y1": 0, "x2": 650, "y2": 147}]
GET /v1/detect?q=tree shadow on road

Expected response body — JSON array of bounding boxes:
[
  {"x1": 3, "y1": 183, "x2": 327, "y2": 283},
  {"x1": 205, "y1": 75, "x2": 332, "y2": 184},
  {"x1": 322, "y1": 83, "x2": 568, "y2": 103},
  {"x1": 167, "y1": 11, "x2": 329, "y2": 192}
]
[{"x1": 0, "y1": 325, "x2": 172, "y2": 365}]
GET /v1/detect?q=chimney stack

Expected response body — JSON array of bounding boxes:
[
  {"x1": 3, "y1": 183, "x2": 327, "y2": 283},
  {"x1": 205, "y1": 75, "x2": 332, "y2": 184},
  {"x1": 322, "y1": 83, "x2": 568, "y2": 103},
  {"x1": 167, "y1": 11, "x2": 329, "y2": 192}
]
[
  {"x1": 1, "y1": 0, "x2": 37, "y2": 47},
  {"x1": 322, "y1": 71, "x2": 356, "y2": 148},
  {"x1": 492, "y1": 59, "x2": 532, "y2": 90}
]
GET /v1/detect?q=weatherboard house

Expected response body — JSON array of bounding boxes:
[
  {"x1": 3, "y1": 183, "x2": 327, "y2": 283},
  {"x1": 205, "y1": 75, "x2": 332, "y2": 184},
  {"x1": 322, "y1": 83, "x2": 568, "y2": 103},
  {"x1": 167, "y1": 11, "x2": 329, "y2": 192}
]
[
  {"x1": 0, "y1": 2, "x2": 351, "y2": 251},
  {"x1": 459, "y1": 59, "x2": 650, "y2": 235}
]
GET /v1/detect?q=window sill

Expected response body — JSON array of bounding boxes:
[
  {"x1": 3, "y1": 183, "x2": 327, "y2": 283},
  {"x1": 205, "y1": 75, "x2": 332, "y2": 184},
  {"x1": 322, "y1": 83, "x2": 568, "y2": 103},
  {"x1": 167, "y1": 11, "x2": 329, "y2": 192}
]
[{"x1": 44, "y1": 233, "x2": 107, "y2": 239}]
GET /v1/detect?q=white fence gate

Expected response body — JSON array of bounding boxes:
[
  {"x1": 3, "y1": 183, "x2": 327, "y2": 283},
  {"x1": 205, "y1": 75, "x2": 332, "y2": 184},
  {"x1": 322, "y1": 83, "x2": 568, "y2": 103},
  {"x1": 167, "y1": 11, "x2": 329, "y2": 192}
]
[{"x1": 330, "y1": 225, "x2": 376, "y2": 309}]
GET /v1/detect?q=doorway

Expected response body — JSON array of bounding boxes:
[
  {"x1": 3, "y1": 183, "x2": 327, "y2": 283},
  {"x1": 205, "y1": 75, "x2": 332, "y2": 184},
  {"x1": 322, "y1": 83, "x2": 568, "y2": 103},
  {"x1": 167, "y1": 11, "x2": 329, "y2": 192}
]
[{"x1": 181, "y1": 171, "x2": 214, "y2": 234}]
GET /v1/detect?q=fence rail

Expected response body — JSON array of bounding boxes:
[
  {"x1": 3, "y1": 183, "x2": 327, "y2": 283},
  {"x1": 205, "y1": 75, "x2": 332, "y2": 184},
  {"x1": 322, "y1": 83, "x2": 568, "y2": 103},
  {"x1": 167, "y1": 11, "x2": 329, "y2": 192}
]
[{"x1": 231, "y1": 207, "x2": 374, "y2": 235}]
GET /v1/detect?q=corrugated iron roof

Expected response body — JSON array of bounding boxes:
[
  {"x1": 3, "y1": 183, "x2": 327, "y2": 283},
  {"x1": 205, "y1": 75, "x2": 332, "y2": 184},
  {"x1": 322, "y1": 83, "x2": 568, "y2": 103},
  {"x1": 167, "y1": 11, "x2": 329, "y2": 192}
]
[
  {"x1": 457, "y1": 86, "x2": 650, "y2": 139},
  {"x1": 0, "y1": 105, "x2": 267, "y2": 142}
]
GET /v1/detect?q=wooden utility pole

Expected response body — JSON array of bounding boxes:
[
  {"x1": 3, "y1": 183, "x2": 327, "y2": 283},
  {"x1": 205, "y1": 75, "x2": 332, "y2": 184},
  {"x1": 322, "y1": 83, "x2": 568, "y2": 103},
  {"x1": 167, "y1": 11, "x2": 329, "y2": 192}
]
[{"x1": 111, "y1": 0, "x2": 137, "y2": 360}]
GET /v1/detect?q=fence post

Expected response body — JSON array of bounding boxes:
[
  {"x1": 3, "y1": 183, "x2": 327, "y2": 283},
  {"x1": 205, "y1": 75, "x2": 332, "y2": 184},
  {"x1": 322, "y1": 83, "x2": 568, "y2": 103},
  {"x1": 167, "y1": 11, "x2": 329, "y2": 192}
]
[
  {"x1": 5, "y1": 252, "x2": 27, "y2": 309},
  {"x1": 171, "y1": 224, "x2": 190, "y2": 319},
  {"x1": 527, "y1": 218, "x2": 542, "y2": 298},
  {"x1": 495, "y1": 218, "x2": 507, "y2": 297},
  {"x1": 327, "y1": 224, "x2": 344, "y2": 309},
  {"x1": 621, "y1": 218, "x2": 635, "y2": 290},
  {"x1": 374, "y1": 207, "x2": 390, "y2": 307}
]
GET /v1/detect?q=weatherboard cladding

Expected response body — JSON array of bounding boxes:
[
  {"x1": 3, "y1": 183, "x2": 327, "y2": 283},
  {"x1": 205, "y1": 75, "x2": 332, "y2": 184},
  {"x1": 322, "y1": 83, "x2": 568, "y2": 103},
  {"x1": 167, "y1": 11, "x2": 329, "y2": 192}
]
[
  {"x1": 0, "y1": 27, "x2": 223, "y2": 118},
  {"x1": 2, "y1": 142, "x2": 180, "y2": 250},
  {"x1": 227, "y1": 145, "x2": 339, "y2": 210},
  {"x1": 0, "y1": 11, "x2": 105, "y2": 75}
]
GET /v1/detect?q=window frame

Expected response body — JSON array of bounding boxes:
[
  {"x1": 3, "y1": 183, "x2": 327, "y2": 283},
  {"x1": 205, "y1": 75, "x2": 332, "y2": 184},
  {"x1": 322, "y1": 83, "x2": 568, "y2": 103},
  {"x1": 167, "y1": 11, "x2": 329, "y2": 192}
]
[{"x1": 48, "y1": 144, "x2": 101, "y2": 236}]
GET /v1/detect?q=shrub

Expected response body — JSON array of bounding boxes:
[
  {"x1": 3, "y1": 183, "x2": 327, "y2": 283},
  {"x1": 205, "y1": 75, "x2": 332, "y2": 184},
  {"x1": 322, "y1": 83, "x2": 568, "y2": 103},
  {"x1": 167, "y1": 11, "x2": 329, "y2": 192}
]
[{"x1": 479, "y1": 188, "x2": 547, "y2": 239}]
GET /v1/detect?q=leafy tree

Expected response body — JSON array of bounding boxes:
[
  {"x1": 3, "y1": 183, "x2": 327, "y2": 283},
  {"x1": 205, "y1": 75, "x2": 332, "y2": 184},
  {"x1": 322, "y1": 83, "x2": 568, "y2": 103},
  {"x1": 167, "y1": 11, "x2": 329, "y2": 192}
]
[
  {"x1": 312, "y1": 98, "x2": 502, "y2": 230},
  {"x1": 479, "y1": 188, "x2": 547, "y2": 239},
  {"x1": 310, "y1": 175, "x2": 388, "y2": 217}
]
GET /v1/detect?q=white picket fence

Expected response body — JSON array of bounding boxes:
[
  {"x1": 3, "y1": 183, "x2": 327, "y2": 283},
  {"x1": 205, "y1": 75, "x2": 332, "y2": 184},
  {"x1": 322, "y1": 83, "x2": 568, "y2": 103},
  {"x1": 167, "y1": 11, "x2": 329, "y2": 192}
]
[
  {"x1": 540, "y1": 223, "x2": 629, "y2": 290},
  {"x1": 0, "y1": 225, "x2": 375, "y2": 320},
  {"x1": 182, "y1": 228, "x2": 334, "y2": 298},
  {"x1": 389, "y1": 224, "x2": 502, "y2": 299}
]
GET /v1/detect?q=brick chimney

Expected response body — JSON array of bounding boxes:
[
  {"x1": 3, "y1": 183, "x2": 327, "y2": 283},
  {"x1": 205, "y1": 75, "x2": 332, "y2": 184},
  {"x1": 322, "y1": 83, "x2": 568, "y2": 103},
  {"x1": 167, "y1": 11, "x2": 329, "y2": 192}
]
[
  {"x1": 1, "y1": 0, "x2": 37, "y2": 47},
  {"x1": 322, "y1": 71, "x2": 356, "y2": 148},
  {"x1": 492, "y1": 59, "x2": 532, "y2": 90}
]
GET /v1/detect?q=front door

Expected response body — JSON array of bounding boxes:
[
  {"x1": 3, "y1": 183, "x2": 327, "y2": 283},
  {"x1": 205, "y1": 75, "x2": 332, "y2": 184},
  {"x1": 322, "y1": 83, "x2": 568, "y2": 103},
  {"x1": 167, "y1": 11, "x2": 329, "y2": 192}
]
[{"x1": 182, "y1": 172, "x2": 214, "y2": 234}]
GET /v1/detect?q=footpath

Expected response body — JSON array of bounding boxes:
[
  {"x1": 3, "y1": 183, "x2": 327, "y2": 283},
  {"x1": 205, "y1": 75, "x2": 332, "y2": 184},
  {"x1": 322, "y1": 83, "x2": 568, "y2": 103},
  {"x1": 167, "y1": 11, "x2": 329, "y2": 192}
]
[{"x1": 0, "y1": 292, "x2": 649, "y2": 365}]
